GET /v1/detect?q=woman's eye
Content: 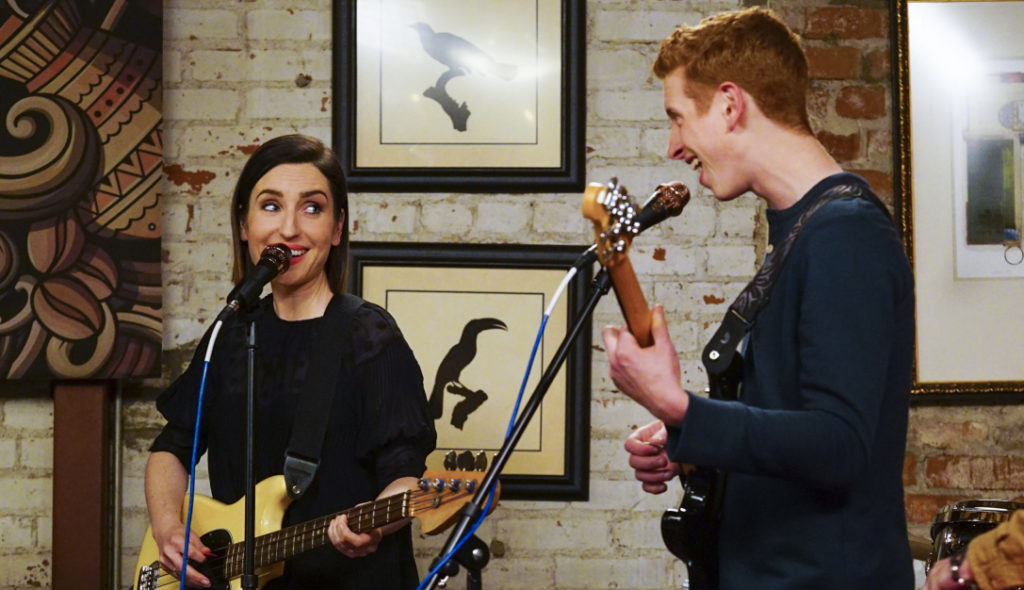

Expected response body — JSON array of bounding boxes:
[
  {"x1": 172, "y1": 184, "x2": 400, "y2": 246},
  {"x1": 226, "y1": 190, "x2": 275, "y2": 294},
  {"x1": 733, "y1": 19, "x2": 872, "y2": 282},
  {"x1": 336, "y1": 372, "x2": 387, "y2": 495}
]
[
  {"x1": 260, "y1": 202, "x2": 280, "y2": 212},
  {"x1": 304, "y1": 203, "x2": 323, "y2": 215}
]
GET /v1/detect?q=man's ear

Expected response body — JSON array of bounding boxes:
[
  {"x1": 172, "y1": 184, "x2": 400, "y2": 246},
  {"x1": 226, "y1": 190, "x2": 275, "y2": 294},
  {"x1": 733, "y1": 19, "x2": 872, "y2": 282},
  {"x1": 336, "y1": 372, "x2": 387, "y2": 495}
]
[{"x1": 718, "y1": 82, "x2": 745, "y2": 131}]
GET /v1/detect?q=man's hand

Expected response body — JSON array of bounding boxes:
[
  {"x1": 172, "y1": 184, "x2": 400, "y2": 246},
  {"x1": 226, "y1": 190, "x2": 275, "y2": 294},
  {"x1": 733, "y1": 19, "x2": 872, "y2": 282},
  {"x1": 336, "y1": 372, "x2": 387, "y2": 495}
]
[
  {"x1": 602, "y1": 306, "x2": 689, "y2": 425},
  {"x1": 624, "y1": 420, "x2": 683, "y2": 494}
]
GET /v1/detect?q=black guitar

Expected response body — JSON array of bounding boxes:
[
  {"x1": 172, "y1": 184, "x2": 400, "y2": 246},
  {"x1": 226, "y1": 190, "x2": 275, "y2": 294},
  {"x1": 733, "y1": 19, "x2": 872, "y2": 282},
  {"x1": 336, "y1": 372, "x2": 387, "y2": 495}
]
[
  {"x1": 584, "y1": 179, "x2": 733, "y2": 589},
  {"x1": 659, "y1": 354, "x2": 741, "y2": 590}
]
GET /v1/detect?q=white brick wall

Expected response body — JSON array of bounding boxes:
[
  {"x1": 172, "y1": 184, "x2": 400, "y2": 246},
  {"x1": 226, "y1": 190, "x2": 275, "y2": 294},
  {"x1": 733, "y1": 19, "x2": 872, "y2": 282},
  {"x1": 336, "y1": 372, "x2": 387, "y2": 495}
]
[{"x1": 0, "y1": 0, "x2": 912, "y2": 589}]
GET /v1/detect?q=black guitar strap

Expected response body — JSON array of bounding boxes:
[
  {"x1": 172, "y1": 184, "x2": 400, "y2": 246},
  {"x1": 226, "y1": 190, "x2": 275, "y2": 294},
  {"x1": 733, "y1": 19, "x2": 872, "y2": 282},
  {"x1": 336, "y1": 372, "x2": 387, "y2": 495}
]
[
  {"x1": 701, "y1": 182, "x2": 892, "y2": 383},
  {"x1": 283, "y1": 293, "x2": 362, "y2": 500}
]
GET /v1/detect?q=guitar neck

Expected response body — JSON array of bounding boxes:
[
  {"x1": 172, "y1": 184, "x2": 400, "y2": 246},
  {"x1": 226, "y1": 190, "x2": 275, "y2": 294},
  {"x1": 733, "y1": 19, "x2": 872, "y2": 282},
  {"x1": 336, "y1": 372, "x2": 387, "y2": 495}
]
[
  {"x1": 223, "y1": 491, "x2": 412, "y2": 577},
  {"x1": 607, "y1": 258, "x2": 652, "y2": 347}
]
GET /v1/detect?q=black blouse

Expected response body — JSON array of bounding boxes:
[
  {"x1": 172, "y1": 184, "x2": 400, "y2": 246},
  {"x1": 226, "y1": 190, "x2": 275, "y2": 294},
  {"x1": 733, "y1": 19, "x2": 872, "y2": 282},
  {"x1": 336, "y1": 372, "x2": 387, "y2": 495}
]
[{"x1": 151, "y1": 295, "x2": 436, "y2": 589}]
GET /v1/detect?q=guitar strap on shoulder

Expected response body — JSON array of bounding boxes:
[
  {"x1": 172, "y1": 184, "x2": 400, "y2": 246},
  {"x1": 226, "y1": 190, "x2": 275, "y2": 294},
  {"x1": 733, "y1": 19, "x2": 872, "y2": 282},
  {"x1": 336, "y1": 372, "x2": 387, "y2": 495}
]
[
  {"x1": 701, "y1": 182, "x2": 890, "y2": 381},
  {"x1": 283, "y1": 293, "x2": 363, "y2": 500}
]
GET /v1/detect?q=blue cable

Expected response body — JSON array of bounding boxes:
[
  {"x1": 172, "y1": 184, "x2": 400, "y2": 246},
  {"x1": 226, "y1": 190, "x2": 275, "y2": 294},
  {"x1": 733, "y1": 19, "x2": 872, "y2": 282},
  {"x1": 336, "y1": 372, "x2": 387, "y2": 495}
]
[
  {"x1": 414, "y1": 309, "x2": 556, "y2": 590},
  {"x1": 177, "y1": 318, "x2": 224, "y2": 590},
  {"x1": 178, "y1": 359, "x2": 211, "y2": 590}
]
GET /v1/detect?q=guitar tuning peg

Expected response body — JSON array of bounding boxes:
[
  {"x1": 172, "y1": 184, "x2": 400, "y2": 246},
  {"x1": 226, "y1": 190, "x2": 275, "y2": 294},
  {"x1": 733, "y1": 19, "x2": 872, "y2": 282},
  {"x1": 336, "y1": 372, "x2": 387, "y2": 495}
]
[
  {"x1": 444, "y1": 450, "x2": 457, "y2": 470},
  {"x1": 448, "y1": 478, "x2": 461, "y2": 492},
  {"x1": 474, "y1": 451, "x2": 488, "y2": 471},
  {"x1": 457, "y1": 450, "x2": 475, "y2": 471},
  {"x1": 432, "y1": 478, "x2": 446, "y2": 491}
]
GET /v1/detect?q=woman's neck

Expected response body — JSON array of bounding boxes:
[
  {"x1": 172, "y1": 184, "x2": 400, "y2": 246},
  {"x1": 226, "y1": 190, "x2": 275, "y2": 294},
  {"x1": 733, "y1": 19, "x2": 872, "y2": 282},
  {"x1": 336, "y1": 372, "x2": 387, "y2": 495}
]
[{"x1": 271, "y1": 277, "x2": 335, "y2": 321}]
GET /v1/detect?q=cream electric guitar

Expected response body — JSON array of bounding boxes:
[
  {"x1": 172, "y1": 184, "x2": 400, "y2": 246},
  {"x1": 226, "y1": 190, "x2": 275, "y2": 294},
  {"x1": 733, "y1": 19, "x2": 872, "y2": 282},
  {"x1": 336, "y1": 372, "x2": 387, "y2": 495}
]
[{"x1": 132, "y1": 470, "x2": 498, "y2": 590}]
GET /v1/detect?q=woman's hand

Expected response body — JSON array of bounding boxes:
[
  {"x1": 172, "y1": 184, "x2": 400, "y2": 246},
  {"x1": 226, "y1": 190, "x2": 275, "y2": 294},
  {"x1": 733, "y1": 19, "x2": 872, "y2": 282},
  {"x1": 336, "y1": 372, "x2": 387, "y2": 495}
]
[
  {"x1": 328, "y1": 513, "x2": 384, "y2": 558},
  {"x1": 151, "y1": 521, "x2": 212, "y2": 588}
]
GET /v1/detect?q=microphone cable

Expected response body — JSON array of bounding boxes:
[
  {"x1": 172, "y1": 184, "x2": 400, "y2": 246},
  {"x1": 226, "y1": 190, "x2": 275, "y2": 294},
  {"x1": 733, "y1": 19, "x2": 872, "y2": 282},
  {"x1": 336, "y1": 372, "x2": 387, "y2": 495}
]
[
  {"x1": 414, "y1": 266, "x2": 578, "y2": 590},
  {"x1": 176, "y1": 319, "x2": 225, "y2": 590}
]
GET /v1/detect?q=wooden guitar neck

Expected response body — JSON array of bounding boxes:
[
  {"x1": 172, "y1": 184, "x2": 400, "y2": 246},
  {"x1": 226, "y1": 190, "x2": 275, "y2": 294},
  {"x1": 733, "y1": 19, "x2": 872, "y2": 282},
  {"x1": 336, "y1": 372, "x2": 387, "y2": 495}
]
[{"x1": 582, "y1": 178, "x2": 689, "y2": 348}]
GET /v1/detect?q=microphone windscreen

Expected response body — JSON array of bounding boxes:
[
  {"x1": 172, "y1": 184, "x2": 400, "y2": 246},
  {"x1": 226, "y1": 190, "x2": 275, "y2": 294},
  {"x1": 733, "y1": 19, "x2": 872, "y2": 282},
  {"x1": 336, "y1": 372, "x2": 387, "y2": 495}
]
[
  {"x1": 259, "y1": 243, "x2": 291, "y2": 273},
  {"x1": 636, "y1": 182, "x2": 690, "y2": 232}
]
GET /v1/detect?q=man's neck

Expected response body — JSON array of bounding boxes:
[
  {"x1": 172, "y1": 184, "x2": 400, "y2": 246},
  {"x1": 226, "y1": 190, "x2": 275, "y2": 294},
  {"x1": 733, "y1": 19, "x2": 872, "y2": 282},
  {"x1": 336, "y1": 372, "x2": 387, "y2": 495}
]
[{"x1": 746, "y1": 128, "x2": 844, "y2": 211}]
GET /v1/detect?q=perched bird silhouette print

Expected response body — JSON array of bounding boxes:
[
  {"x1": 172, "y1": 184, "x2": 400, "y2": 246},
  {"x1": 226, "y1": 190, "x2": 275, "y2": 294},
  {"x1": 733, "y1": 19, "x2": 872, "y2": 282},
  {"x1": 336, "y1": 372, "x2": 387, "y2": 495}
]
[
  {"x1": 410, "y1": 22, "x2": 517, "y2": 132},
  {"x1": 428, "y1": 317, "x2": 507, "y2": 429}
]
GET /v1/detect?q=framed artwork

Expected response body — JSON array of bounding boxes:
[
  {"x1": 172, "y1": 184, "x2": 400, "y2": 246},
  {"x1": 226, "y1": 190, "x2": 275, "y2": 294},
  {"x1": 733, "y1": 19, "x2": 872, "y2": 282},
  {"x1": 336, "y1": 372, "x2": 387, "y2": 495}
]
[
  {"x1": 349, "y1": 242, "x2": 592, "y2": 500},
  {"x1": 893, "y1": 0, "x2": 1024, "y2": 399},
  {"x1": 0, "y1": 0, "x2": 163, "y2": 379},
  {"x1": 332, "y1": 0, "x2": 585, "y2": 193}
]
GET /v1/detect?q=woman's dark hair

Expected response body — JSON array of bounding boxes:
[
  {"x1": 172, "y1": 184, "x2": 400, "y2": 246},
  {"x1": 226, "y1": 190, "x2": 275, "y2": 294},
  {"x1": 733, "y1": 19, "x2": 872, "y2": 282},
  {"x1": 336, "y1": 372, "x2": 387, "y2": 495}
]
[{"x1": 229, "y1": 134, "x2": 349, "y2": 294}]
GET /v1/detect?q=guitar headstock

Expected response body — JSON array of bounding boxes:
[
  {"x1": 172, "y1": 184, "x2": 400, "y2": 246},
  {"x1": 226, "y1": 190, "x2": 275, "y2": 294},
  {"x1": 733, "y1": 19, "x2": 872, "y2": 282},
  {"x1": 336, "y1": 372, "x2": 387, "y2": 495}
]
[
  {"x1": 412, "y1": 467, "x2": 500, "y2": 535},
  {"x1": 582, "y1": 178, "x2": 690, "y2": 267},
  {"x1": 582, "y1": 178, "x2": 640, "y2": 268}
]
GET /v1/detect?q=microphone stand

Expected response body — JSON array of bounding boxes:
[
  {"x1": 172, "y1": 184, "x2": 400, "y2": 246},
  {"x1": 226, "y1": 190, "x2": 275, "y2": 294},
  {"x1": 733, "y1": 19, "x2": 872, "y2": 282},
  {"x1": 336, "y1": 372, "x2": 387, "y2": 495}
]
[
  {"x1": 241, "y1": 318, "x2": 258, "y2": 590},
  {"x1": 423, "y1": 268, "x2": 613, "y2": 589}
]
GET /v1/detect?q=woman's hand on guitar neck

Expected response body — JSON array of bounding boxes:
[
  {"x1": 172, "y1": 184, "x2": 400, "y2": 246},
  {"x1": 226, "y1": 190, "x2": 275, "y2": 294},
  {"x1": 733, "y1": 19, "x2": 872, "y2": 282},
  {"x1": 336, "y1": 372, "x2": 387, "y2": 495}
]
[
  {"x1": 602, "y1": 305, "x2": 689, "y2": 425},
  {"x1": 328, "y1": 475, "x2": 418, "y2": 558},
  {"x1": 329, "y1": 514, "x2": 383, "y2": 558}
]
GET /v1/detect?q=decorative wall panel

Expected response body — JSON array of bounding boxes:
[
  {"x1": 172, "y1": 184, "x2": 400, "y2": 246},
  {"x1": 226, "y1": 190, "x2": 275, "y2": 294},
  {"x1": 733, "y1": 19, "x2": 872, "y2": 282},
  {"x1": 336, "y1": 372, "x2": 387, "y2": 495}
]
[{"x1": 0, "y1": 0, "x2": 162, "y2": 378}]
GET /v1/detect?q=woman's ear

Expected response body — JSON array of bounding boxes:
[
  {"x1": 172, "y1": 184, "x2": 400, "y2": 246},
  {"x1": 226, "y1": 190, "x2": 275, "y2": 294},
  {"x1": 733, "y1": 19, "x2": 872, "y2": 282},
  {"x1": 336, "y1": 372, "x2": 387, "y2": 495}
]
[
  {"x1": 332, "y1": 210, "x2": 345, "y2": 246},
  {"x1": 239, "y1": 221, "x2": 249, "y2": 241}
]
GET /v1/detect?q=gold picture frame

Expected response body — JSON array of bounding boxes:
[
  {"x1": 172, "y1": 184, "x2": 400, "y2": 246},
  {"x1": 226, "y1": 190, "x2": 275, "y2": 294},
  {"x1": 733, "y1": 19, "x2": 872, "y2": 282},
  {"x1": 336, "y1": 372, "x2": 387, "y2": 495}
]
[{"x1": 893, "y1": 0, "x2": 1024, "y2": 399}]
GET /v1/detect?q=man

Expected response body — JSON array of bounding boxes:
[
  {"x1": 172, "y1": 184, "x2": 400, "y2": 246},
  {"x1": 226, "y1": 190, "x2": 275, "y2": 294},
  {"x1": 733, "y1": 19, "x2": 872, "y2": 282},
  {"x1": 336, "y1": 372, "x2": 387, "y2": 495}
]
[{"x1": 602, "y1": 8, "x2": 915, "y2": 588}]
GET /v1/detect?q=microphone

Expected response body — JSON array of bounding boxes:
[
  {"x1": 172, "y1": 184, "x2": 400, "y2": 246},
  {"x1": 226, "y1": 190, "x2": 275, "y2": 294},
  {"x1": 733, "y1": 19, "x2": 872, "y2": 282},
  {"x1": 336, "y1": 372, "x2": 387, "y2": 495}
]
[
  {"x1": 635, "y1": 181, "x2": 690, "y2": 232},
  {"x1": 221, "y1": 243, "x2": 291, "y2": 317},
  {"x1": 575, "y1": 181, "x2": 690, "y2": 268}
]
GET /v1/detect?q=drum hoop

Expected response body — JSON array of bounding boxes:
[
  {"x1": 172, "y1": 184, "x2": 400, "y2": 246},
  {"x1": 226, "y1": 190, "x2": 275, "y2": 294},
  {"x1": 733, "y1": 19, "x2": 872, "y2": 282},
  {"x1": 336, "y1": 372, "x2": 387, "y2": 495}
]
[{"x1": 931, "y1": 500, "x2": 1024, "y2": 534}]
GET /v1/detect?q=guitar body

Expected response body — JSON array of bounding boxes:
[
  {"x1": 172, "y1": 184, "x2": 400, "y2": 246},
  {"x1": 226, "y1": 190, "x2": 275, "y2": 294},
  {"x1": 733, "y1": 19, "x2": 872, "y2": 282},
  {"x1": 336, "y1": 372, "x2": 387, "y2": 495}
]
[
  {"x1": 660, "y1": 354, "x2": 742, "y2": 590},
  {"x1": 661, "y1": 467, "x2": 721, "y2": 590},
  {"x1": 133, "y1": 475, "x2": 291, "y2": 590}
]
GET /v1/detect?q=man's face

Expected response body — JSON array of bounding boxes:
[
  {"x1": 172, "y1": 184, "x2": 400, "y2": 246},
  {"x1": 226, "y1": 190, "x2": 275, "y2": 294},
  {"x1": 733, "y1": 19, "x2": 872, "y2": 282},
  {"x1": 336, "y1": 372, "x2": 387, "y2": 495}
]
[{"x1": 663, "y1": 66, "x2": 744, "y2": 201}]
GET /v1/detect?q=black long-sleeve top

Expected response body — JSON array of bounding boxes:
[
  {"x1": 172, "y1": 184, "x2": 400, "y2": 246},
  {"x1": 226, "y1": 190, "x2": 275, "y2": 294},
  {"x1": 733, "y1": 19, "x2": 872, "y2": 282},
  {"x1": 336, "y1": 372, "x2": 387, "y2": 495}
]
[{"x1": 151, "y1": 295, "x2": 436, "y2": 589}]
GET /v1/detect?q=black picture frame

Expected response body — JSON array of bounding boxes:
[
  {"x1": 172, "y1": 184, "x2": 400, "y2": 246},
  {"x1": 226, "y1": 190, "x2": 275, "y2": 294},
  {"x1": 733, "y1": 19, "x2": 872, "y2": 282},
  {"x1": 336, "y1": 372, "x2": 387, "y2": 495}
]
[
  {"x1": 349, "y1": 242, "x2": 592, "y2": 500},
  {"x1": 332, "y1": 0, "x2": 585, "y2": 193}
]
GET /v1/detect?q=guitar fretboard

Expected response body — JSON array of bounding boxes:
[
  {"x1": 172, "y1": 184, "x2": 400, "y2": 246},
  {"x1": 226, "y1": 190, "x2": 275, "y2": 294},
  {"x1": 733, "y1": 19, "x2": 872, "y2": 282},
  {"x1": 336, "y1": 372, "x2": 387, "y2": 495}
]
[{"x1": 221, "y1": 490, "x2": 412, "y2": 578}]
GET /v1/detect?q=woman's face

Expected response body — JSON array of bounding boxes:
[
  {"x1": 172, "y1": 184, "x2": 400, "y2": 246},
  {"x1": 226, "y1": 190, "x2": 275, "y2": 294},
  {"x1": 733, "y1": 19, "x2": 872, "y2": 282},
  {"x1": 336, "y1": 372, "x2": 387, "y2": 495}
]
[{"x1": 239, "y1": 163, "x2": 344, "y2": 294}]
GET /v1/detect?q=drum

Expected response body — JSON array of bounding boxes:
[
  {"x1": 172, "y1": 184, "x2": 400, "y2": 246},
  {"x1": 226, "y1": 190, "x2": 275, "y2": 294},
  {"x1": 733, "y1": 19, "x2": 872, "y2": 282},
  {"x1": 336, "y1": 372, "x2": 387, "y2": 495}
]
[{"x1": 928, "y1": 499, "x2": 1024, "y2": 572}]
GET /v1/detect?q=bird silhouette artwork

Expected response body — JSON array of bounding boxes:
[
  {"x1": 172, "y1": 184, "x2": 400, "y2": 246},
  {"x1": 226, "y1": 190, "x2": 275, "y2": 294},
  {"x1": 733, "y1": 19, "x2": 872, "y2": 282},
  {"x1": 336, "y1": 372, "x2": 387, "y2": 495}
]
[
  {"x1": 428, "y1": 317, "x2": 508, "y2": 430},
  {"x1": 410, "y1": 22, "x2": 517, "y2": 132}
]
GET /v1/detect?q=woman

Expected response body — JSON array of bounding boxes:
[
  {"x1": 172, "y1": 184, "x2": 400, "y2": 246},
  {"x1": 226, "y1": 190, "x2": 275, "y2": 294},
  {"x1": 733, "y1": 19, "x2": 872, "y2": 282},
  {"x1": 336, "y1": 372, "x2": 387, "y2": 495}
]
[{"x1": 145, "y1": 134, "x2": 436, "y2": 589}]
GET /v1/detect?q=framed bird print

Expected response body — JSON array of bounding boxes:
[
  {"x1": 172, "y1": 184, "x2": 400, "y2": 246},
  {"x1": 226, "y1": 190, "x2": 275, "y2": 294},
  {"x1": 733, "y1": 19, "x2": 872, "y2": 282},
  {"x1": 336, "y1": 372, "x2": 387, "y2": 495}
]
[
  {"x1": 349, "y1": 242, "x2": 593, "y2": 500},
  {"x1": 333, "y1": 0, "x2": 585, "y2": 192}
]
